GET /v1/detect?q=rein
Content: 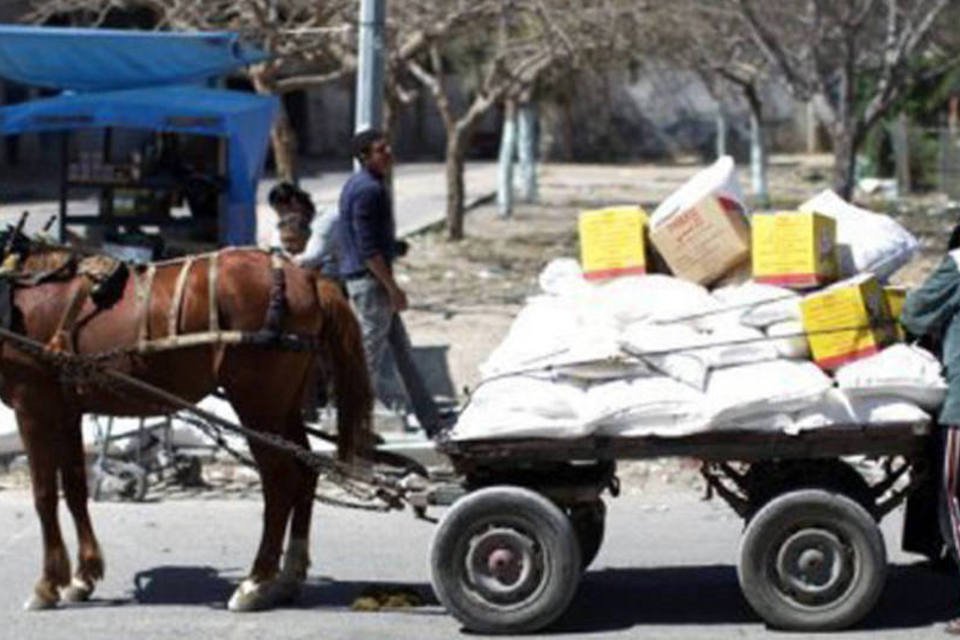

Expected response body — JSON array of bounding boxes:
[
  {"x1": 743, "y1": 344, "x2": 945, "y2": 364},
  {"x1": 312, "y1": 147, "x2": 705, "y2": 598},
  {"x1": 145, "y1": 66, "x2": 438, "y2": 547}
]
[{"x1": 0, "y1": 322, "x2": 406, "y2": 511}]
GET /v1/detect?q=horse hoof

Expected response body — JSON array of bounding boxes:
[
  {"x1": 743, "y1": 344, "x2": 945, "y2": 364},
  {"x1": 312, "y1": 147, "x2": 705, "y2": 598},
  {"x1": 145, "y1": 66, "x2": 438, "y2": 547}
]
[
  {"x1": 23, "y1": 594, "x2": 58, "y2": 611},
  {"x1": 61, "y1": 578, "x2": 94, "y2": 603},
  {"x1": 227, "y1": 580, "x2": 267, "y2": 612}
]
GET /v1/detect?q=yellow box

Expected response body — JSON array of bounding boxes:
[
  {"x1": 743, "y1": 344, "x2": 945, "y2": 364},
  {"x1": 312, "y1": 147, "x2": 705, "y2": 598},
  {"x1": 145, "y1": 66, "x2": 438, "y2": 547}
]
[
  {"x1": 752, "y1": 211, "x2": 838, "y2": 288},
  {"x1": 578, "y1": 206, "x2": 648, "y2": 281},
  {"x1": 885, "y1": 286, "x2": 907, "y2": 340},
  {"x1": 648, "y1": 196, "x2": 750, "y2": 285},
  {"x1": 800, "y1": 274, "x2": 898, "y2": 370}
]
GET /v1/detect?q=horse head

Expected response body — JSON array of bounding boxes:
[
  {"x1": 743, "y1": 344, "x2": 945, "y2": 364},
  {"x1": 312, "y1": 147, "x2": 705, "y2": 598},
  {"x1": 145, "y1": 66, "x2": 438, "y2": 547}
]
[
  {"x1": 0, "y1": 214, "x2": 34, "y2": 270},
  {"x1": 0, "y1": 215, "x2": 78, "y2": 281}
]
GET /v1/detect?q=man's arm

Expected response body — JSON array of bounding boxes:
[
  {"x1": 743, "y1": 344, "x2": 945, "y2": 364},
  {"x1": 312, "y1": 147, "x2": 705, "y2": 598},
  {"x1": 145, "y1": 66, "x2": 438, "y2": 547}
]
[
  {"x1": 365, "y1": 253, "x2": 407, "y2": 312},
  {"x1": 353, "y1": 187, "x2": 408, "y2": 312},
  {"x1": 902, "y1": 254, "x2": 960, "y2": 338},
  {"x1": 294, "y1": 210, "x2": 333, "y2": 269}
]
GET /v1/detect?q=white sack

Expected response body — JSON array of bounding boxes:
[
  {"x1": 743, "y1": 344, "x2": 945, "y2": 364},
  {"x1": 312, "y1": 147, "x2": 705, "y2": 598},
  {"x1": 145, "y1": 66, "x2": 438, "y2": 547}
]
[
  {"x1": 581, "y1": 376, "x2": 710, "y2": 437},
  {"x1": 451, "y1": 376, "x2": 591, "y2": 440},
  {"x1": 620, "y1": 322, "x2": 777, "y2": 388},
  {"x1": 707, "y1": 360, "x2": 833, "y2": 426},
  {"x1": 848, "y1": 396, "x2": 931, "y2": 424},
  {"x1": 793, "y1": 389, "x2": 930, "y2": 433},
  {"x1": 766, "y1": 321, "x2": 811, "y2": 359},
  {"x1": 585, "y1": 274, "x2": 720, "y2": 330},
  {"x1": 478, "y1": 296, "x2": 584, "y2": 378},
  {"x1": 711, "y1": 282, "x2": 802, "y2": 328},
  {"x1": 834, "y1": 344, "x2": 947, "y2": 410},
  {"x1": 538, "y1": 258, "x2": 589, "y2": 297},
  {"x1": 620, "y1": 323, "x2": 711, "y2": 389},
  {"x1": 704, "y1": 325, "x2": 779, "y2": 368},
  {"x1": 792, "y1": 388, "x2": 858, "y2": 432},
  {"x1": 799, "y1": 190, "x2": 919, "y2": 281},
  {"x1": 718, "y1": 412, "x2": 796, "y2": 433}
]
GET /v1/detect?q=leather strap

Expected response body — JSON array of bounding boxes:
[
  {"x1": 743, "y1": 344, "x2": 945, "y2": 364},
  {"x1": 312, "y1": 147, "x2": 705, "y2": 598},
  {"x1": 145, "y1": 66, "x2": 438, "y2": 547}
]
[
  {"x1": 167, "y1": 257, "x2": 196, "y2": 338},
  {"x1": 138, "y1": 264, "x2": 156, "y2": 346},
  {"x1": 46, "y1": 277, "x2": 94, "y2": 353}
]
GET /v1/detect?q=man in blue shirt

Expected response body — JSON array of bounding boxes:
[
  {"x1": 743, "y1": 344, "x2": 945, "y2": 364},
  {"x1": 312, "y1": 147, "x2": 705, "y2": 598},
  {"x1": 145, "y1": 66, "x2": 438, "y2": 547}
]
[{"x1": 338, "y1": 129, "x2": 441, "y2": 437}]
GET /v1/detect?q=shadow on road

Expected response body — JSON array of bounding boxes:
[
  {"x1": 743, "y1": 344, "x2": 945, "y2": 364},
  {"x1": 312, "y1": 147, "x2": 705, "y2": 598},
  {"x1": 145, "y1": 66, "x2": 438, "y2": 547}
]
[
  {"x1": 555, "y1": 561, "x2": 956, "y2": 633},
  {"x1": 125, "y1": 560, "x2": 956, "y2": 632},
  {"x1": 130, "y1": 565, "x2": 439, "y2": 612},
  {"x1": 133, "y1": 566, "x2": 237, "y2": 607}
]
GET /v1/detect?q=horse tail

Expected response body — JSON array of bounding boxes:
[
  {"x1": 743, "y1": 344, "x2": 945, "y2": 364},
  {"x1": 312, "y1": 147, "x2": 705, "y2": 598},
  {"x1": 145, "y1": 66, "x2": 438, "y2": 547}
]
[{"x1": 314, "y1": 277, "x2": 373, "y2": 462}]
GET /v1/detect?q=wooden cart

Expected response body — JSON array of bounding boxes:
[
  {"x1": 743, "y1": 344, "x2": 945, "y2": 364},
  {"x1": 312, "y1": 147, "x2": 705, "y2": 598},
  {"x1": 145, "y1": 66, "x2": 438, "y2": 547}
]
[{"x1": 416, "y1": 421, "x2": 935, "y2": 634}]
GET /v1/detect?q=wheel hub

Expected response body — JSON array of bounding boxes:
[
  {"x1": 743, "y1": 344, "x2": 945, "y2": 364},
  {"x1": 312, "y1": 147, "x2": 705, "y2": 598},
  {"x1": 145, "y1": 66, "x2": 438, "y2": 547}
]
[
  {"x1": 465, "y1": 526, "x2": 542, "y2": 603},
  {"x1": 775, "y1": 527, "x2": 854, "y2": 606}
]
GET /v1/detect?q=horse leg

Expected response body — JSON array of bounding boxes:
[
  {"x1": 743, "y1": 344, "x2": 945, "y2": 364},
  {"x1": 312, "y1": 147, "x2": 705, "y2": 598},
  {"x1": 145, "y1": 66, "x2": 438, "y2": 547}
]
[
  {"x1": 227, "y1": 435, "x2": 300, "y2": 612},
  {"x1": 277, "y1": 417, "x2": 318, "y2": 599},
  {"x1": 58, "y1": 411, "x2": 104, "y2": 603},
  {"x1": 17, "y1": 404, "x2": 72, "y2": 610}
]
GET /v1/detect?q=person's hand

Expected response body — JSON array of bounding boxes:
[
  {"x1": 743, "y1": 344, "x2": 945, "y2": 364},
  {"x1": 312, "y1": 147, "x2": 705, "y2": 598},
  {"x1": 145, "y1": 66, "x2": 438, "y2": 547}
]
[{"x1": 388, "y1": 285, "x2": 409, "y2": 313}]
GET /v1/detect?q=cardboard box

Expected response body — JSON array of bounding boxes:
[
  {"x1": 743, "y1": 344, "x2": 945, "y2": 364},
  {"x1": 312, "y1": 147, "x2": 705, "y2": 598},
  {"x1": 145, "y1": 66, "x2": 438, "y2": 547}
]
[
  {"x1": 752, "y1": 211, "x2": 838, "y2": 288},
  {"x1": 800, "y1": 274, "x2": 898, "y2": 370},
  {"x1": 885, "y1": 286, "x2": 907, "y2": 340},
  {"x1": 578, "y1": 206, "x2": 648, "y2": 281},
  {"x1": 648, "y1": 196, "x2": 750, "y2": 285}
]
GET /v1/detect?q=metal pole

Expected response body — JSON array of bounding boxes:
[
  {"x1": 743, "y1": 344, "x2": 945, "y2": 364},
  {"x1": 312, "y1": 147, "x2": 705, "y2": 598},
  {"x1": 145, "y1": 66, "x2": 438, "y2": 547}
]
[{"x1": 355, "y1": 0, "x2": 385, "y2": 135}]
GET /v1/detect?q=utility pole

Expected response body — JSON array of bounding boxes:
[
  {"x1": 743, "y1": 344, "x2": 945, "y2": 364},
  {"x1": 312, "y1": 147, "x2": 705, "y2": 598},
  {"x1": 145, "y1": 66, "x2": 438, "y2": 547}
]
[{"x1": 355, "y1": 0, "x2": 385, "y2": 135}]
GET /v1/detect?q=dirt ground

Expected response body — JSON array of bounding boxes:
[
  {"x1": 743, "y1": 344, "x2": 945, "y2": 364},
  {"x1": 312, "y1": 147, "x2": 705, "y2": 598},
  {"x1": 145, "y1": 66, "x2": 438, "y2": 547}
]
[{"x1": 393, "y1": 156, "x2": 956, "y2": 492}]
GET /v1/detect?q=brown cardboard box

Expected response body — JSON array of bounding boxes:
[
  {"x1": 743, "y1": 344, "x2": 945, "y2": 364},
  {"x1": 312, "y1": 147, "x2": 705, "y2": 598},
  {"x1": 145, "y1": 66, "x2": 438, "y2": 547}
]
[{"x1": 649, "y1": 196, "x2": 751, "y2": 285}]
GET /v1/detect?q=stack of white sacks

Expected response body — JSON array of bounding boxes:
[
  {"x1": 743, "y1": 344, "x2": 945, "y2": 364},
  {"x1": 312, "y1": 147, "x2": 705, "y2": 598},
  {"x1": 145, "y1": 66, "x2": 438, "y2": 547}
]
[{"x1": 452, "y1": 181, "x2": 944, "y2": 441}]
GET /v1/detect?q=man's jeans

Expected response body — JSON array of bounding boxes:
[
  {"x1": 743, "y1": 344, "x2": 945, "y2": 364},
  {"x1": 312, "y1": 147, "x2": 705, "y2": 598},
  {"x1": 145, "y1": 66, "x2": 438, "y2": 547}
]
[{"x1": 346, "y1": 275, "x2": 440, "y2": 434}]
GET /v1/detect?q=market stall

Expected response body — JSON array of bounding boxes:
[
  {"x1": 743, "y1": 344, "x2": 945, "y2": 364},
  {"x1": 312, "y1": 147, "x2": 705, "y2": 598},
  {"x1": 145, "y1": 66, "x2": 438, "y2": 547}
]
[
  {"x1": 0, "y1": 25, "x2": 277, "y2": 248},
  {"x1": 0, "y1": 85, "x2": 277, "y2": 246}
]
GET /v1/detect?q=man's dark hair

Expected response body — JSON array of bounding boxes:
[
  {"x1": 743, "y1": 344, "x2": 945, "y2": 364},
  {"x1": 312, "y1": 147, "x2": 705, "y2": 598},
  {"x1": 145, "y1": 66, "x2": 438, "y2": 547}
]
[
  {"x1": 352, "y1": 129, "x2": 385, "y2": 164},
  {"x1": 268, "y1": 182, "x2": 315, "y2": 215}
]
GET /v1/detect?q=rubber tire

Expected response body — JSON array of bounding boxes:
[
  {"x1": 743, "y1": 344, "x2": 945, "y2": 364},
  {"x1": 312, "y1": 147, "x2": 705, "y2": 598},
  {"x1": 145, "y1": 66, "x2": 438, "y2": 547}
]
[
  {"x1": 430, "y1": 486, "x2": 582, "y2": 634},
  {"x1": 569, "y1": 501, "x2": 606, "y2": 570},
  {"x1": 738, "y1": 489, "x2": 886, "y2": 631}
]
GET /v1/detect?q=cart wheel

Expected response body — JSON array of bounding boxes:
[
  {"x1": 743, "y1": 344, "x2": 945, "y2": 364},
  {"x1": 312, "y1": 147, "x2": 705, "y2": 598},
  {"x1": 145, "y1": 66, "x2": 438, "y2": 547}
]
[
  {"x1": 430, "y1": 486, "x2": 582, "y2": 634},
  {"x1": 738, "y1": 489, "x2": 886, "y2": 631},
  {"x1": 569, "y1": 500, "x2": 606, "y2": 570}
]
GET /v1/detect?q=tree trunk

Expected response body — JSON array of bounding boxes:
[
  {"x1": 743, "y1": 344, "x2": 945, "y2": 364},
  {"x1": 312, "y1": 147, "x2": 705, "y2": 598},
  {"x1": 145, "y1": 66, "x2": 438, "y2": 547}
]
[
  {"x1": 716, "y1": 110, "x2": 728, "y2": 158},
  {"x1": 250, "y1": 69, "x2": 298, "y2": 182},
  {"x1": 445, "y1": 133, "x2": 467, "y2": 240},
  {"x1": 270, "y1": 106, "x2": 298, "y2": 183},
  {"x1": 517, "y1": 102, "x2": 538, "y2": 203},
  {"x1": 831, "y1": 124, "x2": 858, "y2": 200},
  {"x1": 744, "y1": 85, "x2": 769, "y2": 208},
  {"x1": 497, "y1": 99, "x2": 518, "y2": 218}
]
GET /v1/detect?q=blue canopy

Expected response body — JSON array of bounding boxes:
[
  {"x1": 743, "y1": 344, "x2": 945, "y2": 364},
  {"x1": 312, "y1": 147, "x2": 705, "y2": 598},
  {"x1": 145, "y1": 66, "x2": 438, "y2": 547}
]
[
  {"x1": 0, "y1": 25, "x2": 268, "y2": 92},
  {"x1": 0, "y1": 86, "x2": 278, "y2": 245}
]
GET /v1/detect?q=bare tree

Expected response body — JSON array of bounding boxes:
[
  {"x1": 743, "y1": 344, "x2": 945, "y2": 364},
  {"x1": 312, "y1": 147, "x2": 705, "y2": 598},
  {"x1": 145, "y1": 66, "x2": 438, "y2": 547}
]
[
  {"x1": 649, "y1": 2, "x2": 772, "y2": 205},
  {"x1": 396, "y1": 0, "x2": 639, "y2": 239},
  {"x1": 734, "y1": 0, "x2": 954, "y2": 199}
]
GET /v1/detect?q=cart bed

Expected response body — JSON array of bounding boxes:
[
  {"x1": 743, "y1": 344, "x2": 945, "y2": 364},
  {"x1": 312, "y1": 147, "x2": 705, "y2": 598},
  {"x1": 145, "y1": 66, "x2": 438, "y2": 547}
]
[{"x1": 439, "y1": 421, "x2": 930, "y2": 468}]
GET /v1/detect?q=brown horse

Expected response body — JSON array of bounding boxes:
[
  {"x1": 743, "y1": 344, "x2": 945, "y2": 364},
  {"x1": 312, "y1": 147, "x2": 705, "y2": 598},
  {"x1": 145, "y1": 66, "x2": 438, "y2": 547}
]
[{"x1": 0, "y1": 238, "x2": 373, "y2": 612}]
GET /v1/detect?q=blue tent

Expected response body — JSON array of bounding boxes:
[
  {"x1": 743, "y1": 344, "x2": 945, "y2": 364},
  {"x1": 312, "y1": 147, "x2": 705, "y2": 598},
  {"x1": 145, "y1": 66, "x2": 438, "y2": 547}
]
[
  {"x1": 0, "y1": 26, "x2": 277, "y2": 245},
  {"x1": 0, "y1": 86, "x2": 278, "y2": 245},
  {"x1": 0, "y1": 25, "x2": 268, "y2": 92}
]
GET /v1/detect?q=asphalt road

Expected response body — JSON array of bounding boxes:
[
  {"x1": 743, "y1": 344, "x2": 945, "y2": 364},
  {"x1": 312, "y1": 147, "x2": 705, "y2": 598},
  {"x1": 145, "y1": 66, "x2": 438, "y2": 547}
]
[{"x1": 0, "y1": 487, "x2": 955, "y2": 640}]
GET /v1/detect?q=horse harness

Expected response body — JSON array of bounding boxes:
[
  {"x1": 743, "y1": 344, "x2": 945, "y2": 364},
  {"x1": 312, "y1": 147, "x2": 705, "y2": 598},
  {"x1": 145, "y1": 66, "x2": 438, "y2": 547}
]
[{"x1": 0, "y1": 246, "x2": 316, "y2": 356}]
